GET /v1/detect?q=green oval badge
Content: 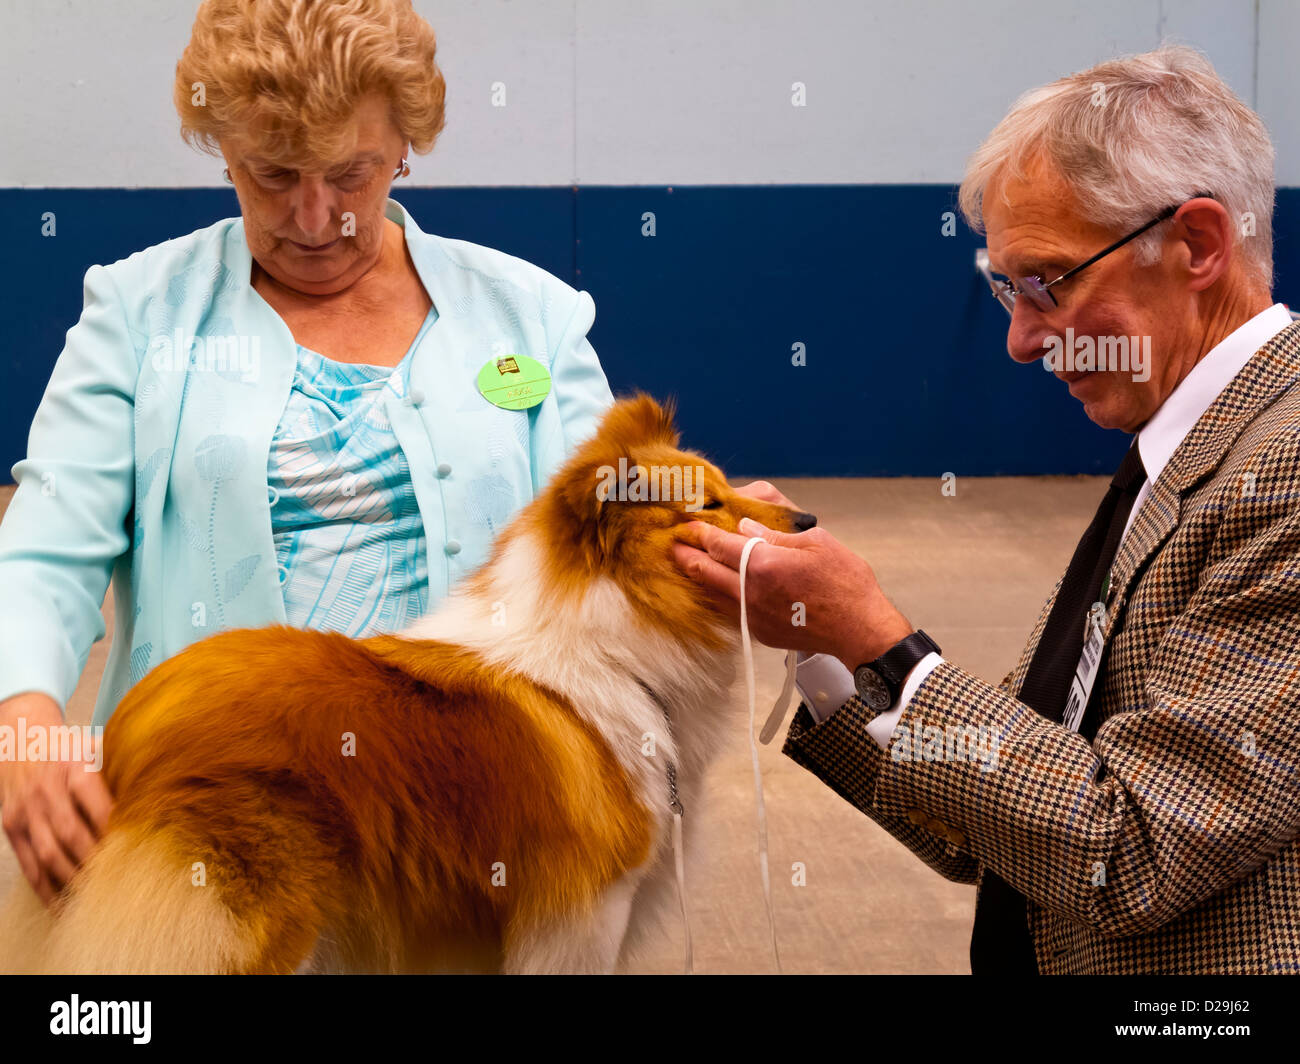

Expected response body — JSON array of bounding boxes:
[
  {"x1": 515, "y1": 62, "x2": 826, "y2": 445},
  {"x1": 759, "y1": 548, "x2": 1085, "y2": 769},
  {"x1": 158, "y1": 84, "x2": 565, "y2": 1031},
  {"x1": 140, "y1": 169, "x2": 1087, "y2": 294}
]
[{"x1": 476, "y1": 354, "x2": 552, "y2": 411}]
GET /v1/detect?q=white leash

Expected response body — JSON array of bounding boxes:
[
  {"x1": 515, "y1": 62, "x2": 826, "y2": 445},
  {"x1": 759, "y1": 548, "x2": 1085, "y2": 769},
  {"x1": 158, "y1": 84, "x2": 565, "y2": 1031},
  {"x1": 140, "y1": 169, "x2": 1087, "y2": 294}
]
[
  {"x1": 666, "y1": 534, "x2": 800, "y2": 975},
  {"x1": 670, "y1": 808, "x2": 692, "y2": 973},
  {"x1": 652, "y1": 697, "x2": 693, "y2": 975},
  {"x1": 738, "y1": 536, "x2": 799, "y2": 973}
]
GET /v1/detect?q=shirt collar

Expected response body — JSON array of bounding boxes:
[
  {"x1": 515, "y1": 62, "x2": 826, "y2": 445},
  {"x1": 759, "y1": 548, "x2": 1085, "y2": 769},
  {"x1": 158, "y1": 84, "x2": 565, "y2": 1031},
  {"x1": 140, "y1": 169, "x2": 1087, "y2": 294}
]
[
  {"x1": 381, "y1": 197, "x2": 447, "y2": 320},
  {"x1": 1135, "y1": 303, "x2": 1295, "y2": 484},
  {"x1": 385, "y1": 196, "x2": 411, "y2": 231}
]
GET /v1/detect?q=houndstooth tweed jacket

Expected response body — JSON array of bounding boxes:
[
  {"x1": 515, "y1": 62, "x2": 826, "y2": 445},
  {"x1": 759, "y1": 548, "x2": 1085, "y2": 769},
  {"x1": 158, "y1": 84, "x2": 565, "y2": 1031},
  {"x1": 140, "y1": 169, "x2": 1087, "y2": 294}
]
[{"x1": 783, "y1": 320, "x2": 1300, "y2": 974}]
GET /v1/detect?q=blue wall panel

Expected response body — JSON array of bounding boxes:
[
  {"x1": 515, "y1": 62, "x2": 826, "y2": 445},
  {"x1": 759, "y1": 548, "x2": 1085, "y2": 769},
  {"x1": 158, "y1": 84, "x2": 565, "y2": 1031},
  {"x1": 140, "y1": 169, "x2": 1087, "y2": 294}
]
[
  {"x1": 3, "y1": 185, "x2": 1297, "y2": 480},
  {"x1": 578, "y1": 185, "x2": 1128, "y2": 476}
]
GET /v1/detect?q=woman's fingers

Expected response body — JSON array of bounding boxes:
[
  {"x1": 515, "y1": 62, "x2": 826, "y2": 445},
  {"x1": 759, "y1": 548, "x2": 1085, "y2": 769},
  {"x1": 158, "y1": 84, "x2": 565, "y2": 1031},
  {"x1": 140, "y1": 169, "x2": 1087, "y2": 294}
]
[
  {"x1": 52, "y1": 782, "x2": 101, "y2": 865},
  {"x1": 26, "y1": 812, "x2": 78, "y2": 899},
  {"x1": 69, "y1": 762, "x2": 113, "y2": 839},
  {"x1": 3, "y1": 757, "x2": 110, "y2": 906},
  {"x1": 7, "y1": 828, "x2": 47, "y2": 902}
]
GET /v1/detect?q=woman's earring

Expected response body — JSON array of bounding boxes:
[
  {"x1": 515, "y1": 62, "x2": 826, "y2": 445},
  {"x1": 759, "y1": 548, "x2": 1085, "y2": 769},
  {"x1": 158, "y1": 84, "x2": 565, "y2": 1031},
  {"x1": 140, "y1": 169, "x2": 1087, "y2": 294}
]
[
  {"x1": 394, "y1": 157, "x2": 410, "y2": 179},
  {"x1": 223, "y1": 168, "x2": 233, "y2": 184}
]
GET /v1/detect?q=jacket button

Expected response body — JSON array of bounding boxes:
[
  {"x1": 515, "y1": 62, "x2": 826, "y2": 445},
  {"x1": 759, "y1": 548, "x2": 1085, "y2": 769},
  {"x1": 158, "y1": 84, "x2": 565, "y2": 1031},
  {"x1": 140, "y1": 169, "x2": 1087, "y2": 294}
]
[
  {"x1": 926, "y1": 816, "x2": 948, "y2": 835},
  {"x1": 406, "y1": 388, "x2": 424, "y2": 406},
  {"x1": 436, "y1": 463, "x2": 452, "y2": 478},
  {"x1": 445, "y1": 540, "x2": 461, "y2": 556},
  {"x1": 946, "y1": 827, "x2": 966, "y2": 847},
  {"x1": 907, "y1": 809, "x2": 927, "y2": 826}
]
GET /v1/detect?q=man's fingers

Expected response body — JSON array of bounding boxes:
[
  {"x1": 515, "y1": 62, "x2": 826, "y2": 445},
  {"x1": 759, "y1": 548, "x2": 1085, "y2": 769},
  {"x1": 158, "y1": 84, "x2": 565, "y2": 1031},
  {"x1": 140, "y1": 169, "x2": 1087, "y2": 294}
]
[
  {"x1": 700, "y1": 583, "x2": 741, "y2": 621},
  {"x1": 672, "y1": 541, "x2": 781, "y2": 623},
  {"x1": 672, "y1": 541, "x2": 742, "y2": 602},
  {"x1": 733, "y1": 480, "x2": 801, "y2": 510},
  {"x1": 737, "y1": 516, "x2": 815, "y2": 548},
  {"x1": 682, "y1": 520, "x2": 789, "y2": 572}
]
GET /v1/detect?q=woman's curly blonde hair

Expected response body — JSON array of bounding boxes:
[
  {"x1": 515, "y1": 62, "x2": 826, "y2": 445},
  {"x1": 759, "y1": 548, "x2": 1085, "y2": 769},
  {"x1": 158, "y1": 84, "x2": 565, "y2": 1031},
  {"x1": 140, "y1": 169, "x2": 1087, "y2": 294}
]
[{"x1": 175, "y1": 0, "x2": 446, "y2": 168}]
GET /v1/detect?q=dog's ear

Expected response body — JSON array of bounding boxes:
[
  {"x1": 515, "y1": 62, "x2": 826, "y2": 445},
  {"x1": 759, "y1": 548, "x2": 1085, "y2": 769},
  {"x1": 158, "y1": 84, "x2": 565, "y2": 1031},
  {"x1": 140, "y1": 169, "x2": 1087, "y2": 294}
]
[
  {"x1": 560, "y1": 459, "x2": 621, "y2": 561},
  {"x1": 622, "y1": 392, "x2": 679, "y2": 448},
  {"x1": 552, "y1": 393, "x2": 679, "y2": 563},
  {"x1": 592, "y1": 393, "x2": 679, "y2": 452}
]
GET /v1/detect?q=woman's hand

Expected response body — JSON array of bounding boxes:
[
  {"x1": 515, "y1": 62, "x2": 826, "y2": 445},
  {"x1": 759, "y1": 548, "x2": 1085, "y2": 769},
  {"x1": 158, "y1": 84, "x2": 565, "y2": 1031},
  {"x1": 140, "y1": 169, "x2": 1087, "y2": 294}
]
[{"x1": 0, "y1": 692, "x2": 112, "y2": 906}]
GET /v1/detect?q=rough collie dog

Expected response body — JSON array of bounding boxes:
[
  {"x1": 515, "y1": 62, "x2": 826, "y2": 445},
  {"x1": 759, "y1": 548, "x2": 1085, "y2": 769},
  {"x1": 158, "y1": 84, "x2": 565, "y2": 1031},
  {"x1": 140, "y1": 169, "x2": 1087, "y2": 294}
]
[{"x1": 0, "y1": 395, "x2": 815, "y2": 974}]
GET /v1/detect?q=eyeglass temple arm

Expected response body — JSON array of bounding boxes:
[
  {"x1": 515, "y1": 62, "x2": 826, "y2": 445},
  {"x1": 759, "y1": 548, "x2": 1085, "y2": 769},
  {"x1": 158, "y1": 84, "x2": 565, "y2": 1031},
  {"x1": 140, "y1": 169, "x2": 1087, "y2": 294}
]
[
  {"x1": 1045, "y1": 193, "x2": 1214, "y2": 291},
  {"x1": 1044, "y1": 209, "x2": 1173, "y2": 290}
]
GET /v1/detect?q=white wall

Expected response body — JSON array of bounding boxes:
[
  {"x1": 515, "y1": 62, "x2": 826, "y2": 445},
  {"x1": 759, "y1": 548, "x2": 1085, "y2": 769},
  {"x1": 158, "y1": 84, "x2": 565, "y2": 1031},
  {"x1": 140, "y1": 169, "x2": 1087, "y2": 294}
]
[{"x1": 1, "y1": 0, "x2": 1293, "y2": 187}]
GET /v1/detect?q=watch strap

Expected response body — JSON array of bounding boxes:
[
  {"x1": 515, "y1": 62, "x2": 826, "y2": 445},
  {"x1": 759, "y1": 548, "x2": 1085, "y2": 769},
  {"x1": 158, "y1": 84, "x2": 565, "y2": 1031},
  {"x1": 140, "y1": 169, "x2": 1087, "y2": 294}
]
[{"x1": 872, "y1": 629, "x2": 942, "y2": 692}]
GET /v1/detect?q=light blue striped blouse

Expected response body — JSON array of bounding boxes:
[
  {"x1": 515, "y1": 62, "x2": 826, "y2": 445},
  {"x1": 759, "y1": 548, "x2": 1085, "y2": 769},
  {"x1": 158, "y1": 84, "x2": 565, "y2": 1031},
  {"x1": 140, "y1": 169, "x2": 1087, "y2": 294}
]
[{"x1": 267, "y1": 309, "x2": 438, "y2": 638}]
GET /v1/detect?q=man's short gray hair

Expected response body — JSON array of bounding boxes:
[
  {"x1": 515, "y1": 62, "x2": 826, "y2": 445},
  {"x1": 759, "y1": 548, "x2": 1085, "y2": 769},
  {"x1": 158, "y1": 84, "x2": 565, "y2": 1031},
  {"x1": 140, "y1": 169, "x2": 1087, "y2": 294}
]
[{"x1": 958, "y1": 45, "x2": 1275, "y2": 289}]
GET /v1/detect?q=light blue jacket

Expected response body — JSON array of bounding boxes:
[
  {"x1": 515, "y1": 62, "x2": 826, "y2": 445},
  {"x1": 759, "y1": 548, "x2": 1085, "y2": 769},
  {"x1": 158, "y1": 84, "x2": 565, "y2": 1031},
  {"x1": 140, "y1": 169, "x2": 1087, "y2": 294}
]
[{"x1": 0, "y1": 198, "x2": 613, "y2": 728}]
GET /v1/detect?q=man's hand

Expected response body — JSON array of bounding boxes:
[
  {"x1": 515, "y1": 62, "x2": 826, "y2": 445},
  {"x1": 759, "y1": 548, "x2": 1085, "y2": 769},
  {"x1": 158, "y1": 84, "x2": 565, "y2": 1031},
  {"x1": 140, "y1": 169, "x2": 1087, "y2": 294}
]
[
  {"x1": 0, "y1": 692, "x2": 113, "y2": 907},
  {"x1": 671, "y1": 508, "x2": 914, "y2": 671},
  {"x1": 731, "y1": 480, "x2": 801, "y2": 510}
]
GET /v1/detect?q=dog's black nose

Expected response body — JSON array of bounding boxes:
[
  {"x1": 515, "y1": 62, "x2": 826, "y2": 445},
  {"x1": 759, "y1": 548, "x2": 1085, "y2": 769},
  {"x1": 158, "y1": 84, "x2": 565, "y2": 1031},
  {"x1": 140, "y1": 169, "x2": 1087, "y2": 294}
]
[{"x1": 793, "y1": 511, "x2": 817, "y2": 531}]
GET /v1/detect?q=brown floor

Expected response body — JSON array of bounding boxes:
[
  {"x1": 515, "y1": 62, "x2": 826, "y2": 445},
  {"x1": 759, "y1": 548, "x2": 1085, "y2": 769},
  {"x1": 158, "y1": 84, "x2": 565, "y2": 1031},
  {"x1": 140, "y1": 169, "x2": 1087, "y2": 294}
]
[{"x1": 0, "y1": 473, "x2": 1108, "y2": 973}]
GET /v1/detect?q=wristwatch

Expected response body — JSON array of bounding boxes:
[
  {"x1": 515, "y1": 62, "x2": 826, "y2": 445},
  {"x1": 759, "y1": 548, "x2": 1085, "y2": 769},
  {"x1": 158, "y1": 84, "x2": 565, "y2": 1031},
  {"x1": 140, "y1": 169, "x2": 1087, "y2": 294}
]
[{"x1": 853, "y1": 630, "x2": 942, "y2": 713}]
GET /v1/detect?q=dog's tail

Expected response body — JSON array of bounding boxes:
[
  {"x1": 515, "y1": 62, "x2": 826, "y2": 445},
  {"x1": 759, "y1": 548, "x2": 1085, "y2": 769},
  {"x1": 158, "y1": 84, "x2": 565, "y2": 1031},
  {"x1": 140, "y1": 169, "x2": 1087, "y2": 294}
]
[{"x1": 0, "y1": 824, "x2": 262, "y2": 975}]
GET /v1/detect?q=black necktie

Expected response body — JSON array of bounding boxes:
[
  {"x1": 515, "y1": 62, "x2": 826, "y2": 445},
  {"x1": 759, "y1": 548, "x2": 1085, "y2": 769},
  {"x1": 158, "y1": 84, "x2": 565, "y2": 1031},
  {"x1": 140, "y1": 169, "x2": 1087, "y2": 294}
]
[{"x1": 969, "y1": 439, "x2": 1147, "y2": 974}]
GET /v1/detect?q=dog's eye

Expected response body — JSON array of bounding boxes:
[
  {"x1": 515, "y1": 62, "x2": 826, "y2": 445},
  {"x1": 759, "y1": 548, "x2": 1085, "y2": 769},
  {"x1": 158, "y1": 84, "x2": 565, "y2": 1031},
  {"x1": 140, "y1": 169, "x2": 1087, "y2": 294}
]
[{"x1": 700, "y1": 500, "x2": 723, "y2": 510}]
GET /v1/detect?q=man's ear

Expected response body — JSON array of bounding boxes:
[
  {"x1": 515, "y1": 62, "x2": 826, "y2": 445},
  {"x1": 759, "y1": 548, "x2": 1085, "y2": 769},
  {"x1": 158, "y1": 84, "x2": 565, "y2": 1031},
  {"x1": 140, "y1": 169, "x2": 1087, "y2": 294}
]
[{"x1": 1174, "y1": 197, "x2": 1234, "y2": 292}]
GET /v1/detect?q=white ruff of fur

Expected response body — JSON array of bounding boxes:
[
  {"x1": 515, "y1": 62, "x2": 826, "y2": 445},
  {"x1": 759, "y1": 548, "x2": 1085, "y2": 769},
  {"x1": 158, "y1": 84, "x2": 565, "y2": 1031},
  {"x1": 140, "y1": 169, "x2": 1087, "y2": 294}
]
[{"x1": 400, "y1": 527, "x2": 741, "y2": 885}]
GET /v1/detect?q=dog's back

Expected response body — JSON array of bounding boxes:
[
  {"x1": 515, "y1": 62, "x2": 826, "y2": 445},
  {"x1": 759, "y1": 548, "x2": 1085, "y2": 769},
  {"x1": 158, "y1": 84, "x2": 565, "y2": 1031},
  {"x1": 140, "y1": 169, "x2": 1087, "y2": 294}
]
[{"x1": 1, "y1": 624, "x2": 654, "y2": 973}]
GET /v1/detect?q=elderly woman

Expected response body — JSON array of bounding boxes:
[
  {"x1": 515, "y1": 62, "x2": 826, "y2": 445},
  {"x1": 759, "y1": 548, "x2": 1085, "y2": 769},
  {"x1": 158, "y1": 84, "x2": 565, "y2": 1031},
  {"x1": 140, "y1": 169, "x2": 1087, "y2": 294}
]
[{"x1": 0, "y1": 0, "x2": 612, "y2": 905}]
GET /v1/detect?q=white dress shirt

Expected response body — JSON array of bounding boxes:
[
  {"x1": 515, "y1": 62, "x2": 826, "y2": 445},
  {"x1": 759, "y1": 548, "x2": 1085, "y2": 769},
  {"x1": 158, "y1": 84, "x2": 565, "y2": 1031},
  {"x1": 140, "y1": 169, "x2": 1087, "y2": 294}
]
[{"x1": 796, "y1": 303, "x2": 1295, "y2": 749}]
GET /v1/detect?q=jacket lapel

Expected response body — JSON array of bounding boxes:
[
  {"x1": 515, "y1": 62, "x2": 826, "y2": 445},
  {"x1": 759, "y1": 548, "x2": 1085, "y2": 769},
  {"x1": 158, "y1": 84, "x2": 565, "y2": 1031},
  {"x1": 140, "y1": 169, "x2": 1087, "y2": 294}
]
[
  {"x1": 197, "y1": 221, "x2": 296, "y2": 632},
  {"x1": 1012, "y1": 320, "x2": 1300, "y2": 681},
  {"x1": 1103, "y1": 320, "x2": 1300, "y2": 638}
]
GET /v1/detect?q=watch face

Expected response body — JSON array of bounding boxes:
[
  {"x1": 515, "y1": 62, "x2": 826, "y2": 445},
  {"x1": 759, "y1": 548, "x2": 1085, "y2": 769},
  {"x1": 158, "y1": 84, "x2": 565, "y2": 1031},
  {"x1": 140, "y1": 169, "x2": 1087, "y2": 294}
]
[{"x1": 854, "y1": 666, "x2": 892, "y2": 712}]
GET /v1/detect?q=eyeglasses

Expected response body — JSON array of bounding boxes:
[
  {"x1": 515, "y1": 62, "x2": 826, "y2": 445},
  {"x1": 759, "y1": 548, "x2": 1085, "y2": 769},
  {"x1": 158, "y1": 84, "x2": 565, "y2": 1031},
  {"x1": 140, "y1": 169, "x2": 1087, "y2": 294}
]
[
  {"x1": 976, "y1": 194, "x2": 1213, "y2": 316},
  {"x1": 225, "y1": 156, "x2": 410, "y2": 186}
]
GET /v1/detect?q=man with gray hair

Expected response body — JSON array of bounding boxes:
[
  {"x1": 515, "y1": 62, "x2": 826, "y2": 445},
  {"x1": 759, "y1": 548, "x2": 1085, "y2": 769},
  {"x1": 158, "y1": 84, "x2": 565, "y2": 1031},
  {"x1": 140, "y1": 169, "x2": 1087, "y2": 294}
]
[{"x1": 674, "y1": 45, "x2": 1300, "y2": 973}]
